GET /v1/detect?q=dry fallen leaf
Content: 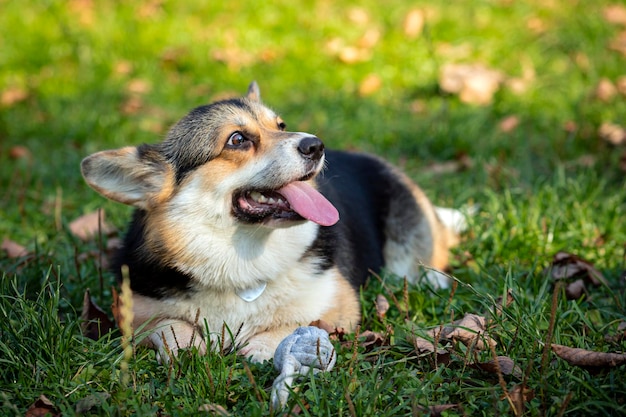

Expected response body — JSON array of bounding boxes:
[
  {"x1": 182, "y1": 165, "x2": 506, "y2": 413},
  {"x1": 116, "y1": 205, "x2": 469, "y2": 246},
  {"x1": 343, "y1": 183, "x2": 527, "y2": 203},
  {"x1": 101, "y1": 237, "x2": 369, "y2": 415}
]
[
  {"x1": 198, "y1": 403, "x2": 231, "y2": 416},
  {"x1": 415, "y1": 404, "x2": 458, "y2": 417},
  {"x1": 508, "y1": 384, "x2": 535, "y2": 415},
  {"x1": 552, "y1": 344, "x2": 626, "y2": 369},
  {"x1": 616, "y1": 76, "x2": 626, "y2": 96},
  {"x1": 439, "y1": 63, "x2": 504, "y2": 105},
  {"x1": 605, "y1": 321, "x2": 626, "y2": 343},
  {"x1": 547, "y1": 251, "x2": 609, "y2": 287},
  {"x1": 375, "y1": 293, "x2": 390, "y2": 319},
  {"x1": 603, "y1": 4, "x2": 626, "y2": 25},
  {"x1": 1, "y1": 87, "x2": 29, "y2": 107},
  {"x1": 9, "y1": 145, "x2": 32, "y2": 160},
  {"x1": 403, "y1": 9, "x2": 425, "y2": 39},
  {"x1": 406, "y1": 334, "x2": 451, "y2": 364},
  {"x1": 436, "y1": 313, "x2": 497, "y2": 350},
  {"x1": 69, "y1": 209, "x2": 113, "y2": 241},
  {"x1": 472, "y1": 356, "x2": 522, "y2": 378},
  {"x1": 498, "y1": 115, "x2": 520, "y2": 133},
  {"x1": 609, "y1": 30, "x2": 626, "y2": 57},
  {"x1": 594, "y1": 78, "x2": 617, "y2": 102},
  {"x1": 359, "y1": 74, "x2": 382, "y2": 96},
  {"x1": 126, "y1": 78, "x2": 151, "y2": 95},
  {"x1": 357, "y1": 330, "x2": 386, "y2": 350},
  {"x1": 81, "y1": 289, "x2": 115, "y2": 340},
  {"x1": 494, "y1": 289, "x2": 514, "y2": 316},
  {"x1": 598, "y1": 122, "x2": 626, "y2": 146},
  {"x1": 1, "y1": 237, "x2": 28, "y2": 258},
  {"x1": 564, "y1": 278, "x2": 587, "y2": 300},
  {"x1": 25, "y1": 395, "x2": 60, "y2": 417}
]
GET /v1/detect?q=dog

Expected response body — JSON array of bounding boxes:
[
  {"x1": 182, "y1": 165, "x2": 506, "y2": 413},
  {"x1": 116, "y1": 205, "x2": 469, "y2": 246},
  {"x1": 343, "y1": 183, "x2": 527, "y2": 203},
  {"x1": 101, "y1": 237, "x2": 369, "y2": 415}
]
[{"x1": 81, "y1": 82, "x2": 462, "y2": 363}]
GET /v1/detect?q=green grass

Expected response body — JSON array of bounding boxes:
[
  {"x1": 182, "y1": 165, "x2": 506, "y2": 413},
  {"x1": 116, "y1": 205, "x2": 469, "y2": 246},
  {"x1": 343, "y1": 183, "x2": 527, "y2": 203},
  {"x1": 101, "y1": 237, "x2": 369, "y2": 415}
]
[{"x1": 1, "y1": 0, "x2": 625, "y2": 415}]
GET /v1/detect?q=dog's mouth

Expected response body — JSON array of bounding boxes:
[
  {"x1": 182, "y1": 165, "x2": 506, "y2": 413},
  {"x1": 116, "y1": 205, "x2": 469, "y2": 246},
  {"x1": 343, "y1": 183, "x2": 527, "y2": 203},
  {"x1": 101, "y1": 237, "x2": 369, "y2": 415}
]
[{"x1": 233, "y1": 181, "x2": 339, "y2": 227}]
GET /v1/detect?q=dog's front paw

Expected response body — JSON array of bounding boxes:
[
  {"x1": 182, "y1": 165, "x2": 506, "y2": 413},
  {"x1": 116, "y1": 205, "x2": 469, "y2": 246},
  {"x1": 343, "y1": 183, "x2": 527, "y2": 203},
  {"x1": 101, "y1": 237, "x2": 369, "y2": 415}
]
[{"x1": 239, "y1": 332, "x2": 286, "y2": 363}]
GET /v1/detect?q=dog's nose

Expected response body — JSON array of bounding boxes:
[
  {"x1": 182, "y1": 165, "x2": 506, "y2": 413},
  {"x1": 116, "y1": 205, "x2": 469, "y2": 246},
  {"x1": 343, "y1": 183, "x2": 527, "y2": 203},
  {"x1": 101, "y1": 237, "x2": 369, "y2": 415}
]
[{"x1": 297, "y1": 136, "x2": 325, "y2": 160}]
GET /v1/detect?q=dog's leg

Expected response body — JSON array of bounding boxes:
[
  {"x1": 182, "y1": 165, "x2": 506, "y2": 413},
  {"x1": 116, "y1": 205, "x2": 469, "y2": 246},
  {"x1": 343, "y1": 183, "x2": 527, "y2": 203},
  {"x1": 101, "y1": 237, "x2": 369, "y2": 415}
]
[
  {"x1": 131, "y1": 294, "x2": 206, "y2": 362},
  {"x1": 239, "y1": 326, "x2": 299, "y2": 363},
  {"x1": 141, "y1": 318, "x2": 207, "y2": 363}
]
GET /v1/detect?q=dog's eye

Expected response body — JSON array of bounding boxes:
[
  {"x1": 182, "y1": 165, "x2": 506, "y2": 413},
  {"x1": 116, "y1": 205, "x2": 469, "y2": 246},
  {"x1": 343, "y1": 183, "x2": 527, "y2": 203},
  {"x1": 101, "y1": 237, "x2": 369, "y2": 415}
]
[
  {"x1": 277, "y1": 119, "x2": 286, "y2": 131},
  {"x1": 226, "y1": 132, "x2": 247, "y2": 148}
]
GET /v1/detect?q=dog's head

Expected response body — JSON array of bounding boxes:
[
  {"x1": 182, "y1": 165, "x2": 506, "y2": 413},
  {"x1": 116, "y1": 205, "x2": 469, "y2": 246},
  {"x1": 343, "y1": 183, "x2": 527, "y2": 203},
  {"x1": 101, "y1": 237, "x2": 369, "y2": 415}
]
[{"x1": 81, "y1": 82, "x2": 339, "y2": 229}]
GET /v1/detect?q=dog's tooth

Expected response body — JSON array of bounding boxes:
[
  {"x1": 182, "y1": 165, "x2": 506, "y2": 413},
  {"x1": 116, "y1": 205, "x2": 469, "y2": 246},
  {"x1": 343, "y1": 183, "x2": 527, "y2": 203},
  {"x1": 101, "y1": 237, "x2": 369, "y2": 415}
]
[
  {"x1": 250, "y1": 191, "x2": 264, "y2": 202},
  {"x1": 268, "y1": 197, "x2": 276, "y2": 204},
  {"x1": 259, "y1": 194, "x2": 269, "y2": 203}
]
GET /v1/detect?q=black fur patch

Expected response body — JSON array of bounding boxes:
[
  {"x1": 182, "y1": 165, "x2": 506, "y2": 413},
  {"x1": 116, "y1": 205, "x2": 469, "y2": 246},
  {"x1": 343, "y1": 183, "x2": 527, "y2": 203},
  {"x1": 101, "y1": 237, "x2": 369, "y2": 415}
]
[
  {"x1": 112, "y1": 210, "x2": 193, "y2": 298},
  {"x1": 306, "y1": 150, "x2": 421, "y2": 289}
]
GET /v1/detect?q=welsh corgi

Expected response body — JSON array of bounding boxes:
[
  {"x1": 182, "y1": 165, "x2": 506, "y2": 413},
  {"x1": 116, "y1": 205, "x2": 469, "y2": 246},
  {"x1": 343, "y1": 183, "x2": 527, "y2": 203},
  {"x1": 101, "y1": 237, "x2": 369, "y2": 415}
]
[{"x1": 81, "y1": 82, "x2": 461, "y2": 362}]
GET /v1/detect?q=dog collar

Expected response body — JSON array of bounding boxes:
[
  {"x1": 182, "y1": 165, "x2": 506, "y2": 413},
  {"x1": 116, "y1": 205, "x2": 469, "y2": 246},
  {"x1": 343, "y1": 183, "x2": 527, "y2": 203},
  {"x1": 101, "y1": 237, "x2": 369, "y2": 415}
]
[{"x1": 237, "y1": 282, "x2": 267, "y2": 302}]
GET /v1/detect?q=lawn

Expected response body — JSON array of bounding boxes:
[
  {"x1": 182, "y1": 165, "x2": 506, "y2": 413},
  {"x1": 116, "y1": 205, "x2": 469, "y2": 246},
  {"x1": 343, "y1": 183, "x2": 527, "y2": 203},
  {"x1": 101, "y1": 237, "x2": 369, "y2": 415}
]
[{"x1": 1, "y1": 0, "x2": 625, "y2": 415}]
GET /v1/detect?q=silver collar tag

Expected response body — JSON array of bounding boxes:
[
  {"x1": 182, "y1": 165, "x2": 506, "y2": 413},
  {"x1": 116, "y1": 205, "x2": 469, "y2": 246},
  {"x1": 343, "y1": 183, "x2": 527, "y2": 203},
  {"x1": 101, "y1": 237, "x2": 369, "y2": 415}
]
[{"x1": 237, "y1": 282, "x2": 267, "y2": 302}]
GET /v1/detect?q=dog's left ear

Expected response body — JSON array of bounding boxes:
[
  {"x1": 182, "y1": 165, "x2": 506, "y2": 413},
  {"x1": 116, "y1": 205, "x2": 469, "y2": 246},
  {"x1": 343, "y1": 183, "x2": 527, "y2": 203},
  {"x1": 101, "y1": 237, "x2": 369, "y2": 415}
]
[{"x1": 246, "y1": 81, "x2": 261, "y2": 102}]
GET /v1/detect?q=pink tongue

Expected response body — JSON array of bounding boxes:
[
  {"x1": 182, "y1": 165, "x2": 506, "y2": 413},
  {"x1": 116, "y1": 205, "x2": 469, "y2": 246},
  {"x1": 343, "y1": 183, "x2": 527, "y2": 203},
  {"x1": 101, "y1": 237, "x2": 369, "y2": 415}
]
[{"x1": 278, "y1": 182, "x2": 339, "y2": 226}]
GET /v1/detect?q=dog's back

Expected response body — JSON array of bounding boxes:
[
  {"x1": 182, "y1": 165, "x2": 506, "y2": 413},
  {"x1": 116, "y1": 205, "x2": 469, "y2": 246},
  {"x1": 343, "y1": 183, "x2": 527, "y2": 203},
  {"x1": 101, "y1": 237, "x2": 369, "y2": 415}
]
[{"x1": 317, "y1": 150, "x2": 456, "y2": 289}]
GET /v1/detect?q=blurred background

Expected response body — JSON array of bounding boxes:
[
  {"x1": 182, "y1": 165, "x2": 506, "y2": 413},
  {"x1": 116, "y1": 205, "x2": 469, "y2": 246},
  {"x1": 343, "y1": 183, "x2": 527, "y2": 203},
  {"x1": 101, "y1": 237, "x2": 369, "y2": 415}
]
[{"x1": 1, "y1": 0, "x2": 625, "y2": 281}]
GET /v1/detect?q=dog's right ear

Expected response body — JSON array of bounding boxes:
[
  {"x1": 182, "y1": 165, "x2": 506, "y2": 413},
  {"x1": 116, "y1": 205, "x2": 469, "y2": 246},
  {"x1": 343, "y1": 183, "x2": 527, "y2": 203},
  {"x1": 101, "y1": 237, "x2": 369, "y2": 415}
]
[
  {"x1": 246, "y1": 81, "x2": 261, "y2": 102},
  {"x1": 81, "y1": 146, "x2": 174, "y2": 210}
]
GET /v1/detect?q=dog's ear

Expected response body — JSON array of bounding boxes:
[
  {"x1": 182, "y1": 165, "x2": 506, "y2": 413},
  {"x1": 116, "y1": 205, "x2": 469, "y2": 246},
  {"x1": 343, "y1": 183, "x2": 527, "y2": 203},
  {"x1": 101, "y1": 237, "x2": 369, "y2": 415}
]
[
  {"x1": 246, "y1": 81, "x2": 261, "y2": 102},
  {"x1": 81, "y1": 145, "x2": 174, "y2": 210}
]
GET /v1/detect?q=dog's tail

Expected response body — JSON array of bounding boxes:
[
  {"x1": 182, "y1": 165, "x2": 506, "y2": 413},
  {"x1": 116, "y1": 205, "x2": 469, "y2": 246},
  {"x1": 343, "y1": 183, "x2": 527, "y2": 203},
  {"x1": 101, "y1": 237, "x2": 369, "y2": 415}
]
[{"x1": 434, "y1": 205, "x2": 476, "y2": 248}]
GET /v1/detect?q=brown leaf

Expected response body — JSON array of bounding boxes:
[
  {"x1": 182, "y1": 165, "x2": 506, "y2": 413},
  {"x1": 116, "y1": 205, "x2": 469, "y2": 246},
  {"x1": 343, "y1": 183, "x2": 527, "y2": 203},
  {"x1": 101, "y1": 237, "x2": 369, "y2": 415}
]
[
  {"x1": 494, "y1": 289, "x2": 514, "y2": 316},
  {"x1": 472, "y1": 356, "x2": 522, "y2": 378},
  {"x1": 565, "y1": 278, "x2": 587, "y2": 300},
  {"x1": 552, "y1": 344, "x2": 626, "y2": 369},
  {"x1": 1, "y1": 86, "x2": 29, "y2": 107},
  {"x1": 406, "y1": 334, "x2": 451, "y2": 364},
  {"x1": 609, "y1": 30, "x2": 626, "y2": 57},
  {"x1": 403, "y1": 9, "x2": 425, "y2": 39},
  {"x1": 598, "y1": 122, "x2": 626, "y2": 145},
  {"x1": 113, "y1": 60, "x2": 133, "y2": 76},
  {"x1": 439, "y1": 64, "x2": 503, "y2": 105},
  {"x1": 616, "y1": 76, "x2": 626, "y2": 97},
  {"x1": 81, "y1": 289, "x2": 115, "y2": 340},
  {"x1": 126, "y1": 78, "x2": 151, "y2": 95},
  {"x1": 604, "y1": 4, "x2": 626, "y2": 25},
  {"x1": 198, "y1": 403, "x2": 231, "y2": 415},
  {"x1": 547, "y1": 251, "x2": 609, "y2": 287},
  {"x1": 68, "y1": 0, "x2": 95, "y2": 26},
  {"x1": 1, "y1": 237, "x2": 28, "y2": 258},
  {"x1": 69, "y1": 209, "x2": 113, "y2": 241},
  {"x1": 498, "y1": 115, "x2": 520, "y2": 133},
  {"x1": 25, "y1": 395, "x2": 60, "y2": 417},
  {"x1": 605, "y1": 321, "x2": 626, "y2": 343},
  {"x1": 8, "y1": 145, "x2": 32, "y2": 160},
  {"x1": 359, "y1": 74, "x2": 382, "y2": 96},
  {"x1": 415, "y1": 404, "x2": 458, "y2": 416},
  {"x1": 375, "y1": 293, "x2": 390, "y2": 319},
  {"x1": 309, "y1": 319, "x2": 337, "y2": 335},
  {"x1": 357, "y1": 330, "x2": 386, "y2": 350},
  {"x1": 508, "y1": 384, "x2": 535, "y2": 415},
  {"x1": 595, "y1": 78, "x2": 617, "y2": 102},
  {"x1": 338, "y1": 46, "x2": 371, "y2": 64},
  {"x1": 441, "y1": 313, "x2": 497, "y2": 350},
  {"x1": 357, "y1": 28, "x2": 381, "y2": 49},
  {"x1": 347, "y1": 7, "x2": 370, "y2": 25}
]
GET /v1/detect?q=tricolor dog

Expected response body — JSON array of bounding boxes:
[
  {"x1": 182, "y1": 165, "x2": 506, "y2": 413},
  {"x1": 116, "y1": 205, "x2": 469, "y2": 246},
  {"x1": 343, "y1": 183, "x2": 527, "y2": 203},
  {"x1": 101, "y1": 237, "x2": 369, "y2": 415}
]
[{"x1": 81, "y1": 82, "x2": 461, "y2": 362}]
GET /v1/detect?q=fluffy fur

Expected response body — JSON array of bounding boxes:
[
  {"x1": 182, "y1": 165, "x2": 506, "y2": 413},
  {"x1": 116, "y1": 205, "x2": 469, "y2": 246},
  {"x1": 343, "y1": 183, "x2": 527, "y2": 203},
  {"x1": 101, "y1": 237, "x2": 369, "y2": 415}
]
[{"x1": 81, "y1": 82, "x2": 461, "y2": 362}]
